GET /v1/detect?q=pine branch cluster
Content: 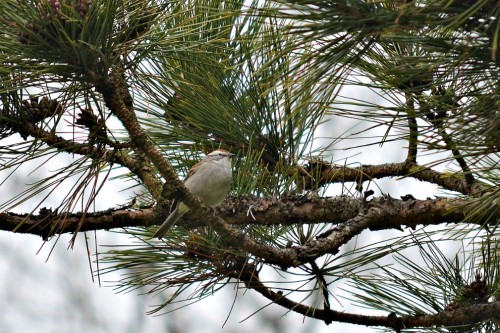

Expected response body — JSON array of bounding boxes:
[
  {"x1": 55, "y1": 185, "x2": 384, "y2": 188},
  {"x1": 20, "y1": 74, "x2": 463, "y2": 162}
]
[{"x1": 0, "y1": 0, "x2": 498, "y2": 331}]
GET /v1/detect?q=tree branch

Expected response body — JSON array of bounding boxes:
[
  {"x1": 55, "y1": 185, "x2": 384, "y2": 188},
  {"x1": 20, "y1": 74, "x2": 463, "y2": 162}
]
[
  {"x1": 405, "y1": 93, "x2": 418, "y2": 163},
  {"x1": 0, "y1": 207, "x2": 155, "y2": 240},
  {"x1": 235, "y1": 263, "x2": 391, "y2": 327},
  {"x1": 2, "y1": 195, "x2": 493, "y2": 268},
  {"x1": 24, "y1": 121, "x2": 161, "y2": 198},
  {"x1": 421, "y1": 93, "x2": 475, "y2": 187},
  {"x1": 299, "y1": 160, "x2": 482, "y2": 195},
  {"x1": 93, "y1": 67, "x2": 181, "y2": 192},
  {"x1": 236, "y1": 263, "x2": 500, "y2": 330}
]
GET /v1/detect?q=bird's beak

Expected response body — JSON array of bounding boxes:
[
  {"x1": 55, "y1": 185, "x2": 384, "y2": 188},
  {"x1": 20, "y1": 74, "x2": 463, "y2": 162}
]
[{"x1": 228, "y1": 153, "x2": 235, "y2": 158}]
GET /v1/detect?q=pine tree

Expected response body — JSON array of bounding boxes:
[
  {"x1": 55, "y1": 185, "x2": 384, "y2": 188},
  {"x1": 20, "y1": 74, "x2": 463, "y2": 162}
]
[{"x1": 0, "y1": 0, "x2": 498, "y2": 331}]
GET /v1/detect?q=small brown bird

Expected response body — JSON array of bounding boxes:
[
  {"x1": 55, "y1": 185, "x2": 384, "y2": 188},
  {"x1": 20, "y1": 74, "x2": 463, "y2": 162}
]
[{"x1": 153, "y1": 149, "x2": 235, "y2": 239}]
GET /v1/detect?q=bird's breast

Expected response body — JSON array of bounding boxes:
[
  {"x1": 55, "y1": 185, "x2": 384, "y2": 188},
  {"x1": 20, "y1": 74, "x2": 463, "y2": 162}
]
[{"x1": 184, "y1": 165, "x2": 231, "y2": 207}]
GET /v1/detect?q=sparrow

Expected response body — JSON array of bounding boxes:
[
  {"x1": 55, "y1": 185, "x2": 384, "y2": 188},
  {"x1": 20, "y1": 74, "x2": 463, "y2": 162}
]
[{"x1": 153, "y1": 149, "x2": 235, "y2": 239}]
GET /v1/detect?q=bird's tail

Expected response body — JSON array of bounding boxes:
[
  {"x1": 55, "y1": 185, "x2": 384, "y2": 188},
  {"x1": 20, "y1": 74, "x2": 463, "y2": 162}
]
[{"x1": 153, "y1": 207, "x2": 186, "y2": 239}]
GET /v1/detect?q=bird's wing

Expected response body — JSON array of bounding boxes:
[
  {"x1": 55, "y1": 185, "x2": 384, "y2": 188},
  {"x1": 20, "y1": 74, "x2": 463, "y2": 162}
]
[
  {"x1": 184, "y1": 160, "x2": 202, "y2": 182},
  {"x1": 168, "y1": 160, "x2": 202, "y2": 211}
]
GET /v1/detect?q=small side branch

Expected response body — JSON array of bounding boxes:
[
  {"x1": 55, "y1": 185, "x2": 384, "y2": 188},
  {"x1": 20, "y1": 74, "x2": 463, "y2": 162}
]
[
  {"x1": 235, "y1": 264, "x2": 500, "y2": 330},
  {"x1": 436, "y1": 123, "x2": 475, "y2": 186},
  {"x1": 310, "y1": 260, "x2": 332, "y2": 319},
  {"x1": 235, "y1": 264, "x2": 392, "y2": 327},
  {"x1": 405, "y1": 93, "x2": 418, "y2": 163},
  {"x1": 93, "y1": 67, "x2": 181, "y2": 190},
  {"x1": 299, "y1": 160, "x2": 480, "y2": 195},
  {"x1": 421, "y1": 95, "x2": 475, "y2": 186},
  {"x1": 32, "y1": 122, "x2": 162, "y2": 198}
]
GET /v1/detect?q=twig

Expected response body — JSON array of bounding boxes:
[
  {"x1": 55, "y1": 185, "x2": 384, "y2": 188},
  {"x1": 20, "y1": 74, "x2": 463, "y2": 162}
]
[
  {"x1": 405, "y1": 93, "x2": 418, "y2": 163},
  {"x1": 310, "y1": 260, "x2": 331, "y2": 323},
  {"x1": 420, "y1": 95, "x2": 475, "y2": 186}
]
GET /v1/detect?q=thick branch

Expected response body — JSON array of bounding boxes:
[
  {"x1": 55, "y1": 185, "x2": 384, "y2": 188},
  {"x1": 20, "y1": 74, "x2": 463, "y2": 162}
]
[
  {"x1": 94, "y1": 68, "x2": 182, "y2": 194},
  {"x1": 1, "y1": 208, "x2": 156, "y2": 239},
  {"x1": 401, "y1": 302, "x2": 500, "y2": 328},
  {"x1": 267, "y1": 195, "x2": 479, "y2": 268},
  {"x1": 2, "y1": 196, "x2": 492, "y2": 268},
  {"x1": 91, "y1": 66, "x2": 242, "y2": 243}
]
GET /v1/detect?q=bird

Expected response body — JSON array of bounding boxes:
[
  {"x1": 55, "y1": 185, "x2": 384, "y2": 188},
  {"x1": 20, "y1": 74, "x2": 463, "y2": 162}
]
[{"x1": 153, "y1": 149, "x2": 235, "y2": 239}]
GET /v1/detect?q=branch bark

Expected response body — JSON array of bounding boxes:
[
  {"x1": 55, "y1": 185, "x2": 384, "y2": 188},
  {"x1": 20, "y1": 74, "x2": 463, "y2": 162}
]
[
  {"x1": 0, "y1": 102, "x2": 163, "y2": 198},
  {"x1": 300, "y1": 160, "x2": 483, "y2": 195},
  {"x1": 236, "y1": 263, "x2": 500, "y2": 330},
  {"x1": 2, "y1": 195, "x2": 493, "y2": 268}
]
